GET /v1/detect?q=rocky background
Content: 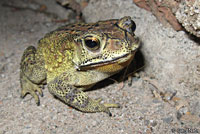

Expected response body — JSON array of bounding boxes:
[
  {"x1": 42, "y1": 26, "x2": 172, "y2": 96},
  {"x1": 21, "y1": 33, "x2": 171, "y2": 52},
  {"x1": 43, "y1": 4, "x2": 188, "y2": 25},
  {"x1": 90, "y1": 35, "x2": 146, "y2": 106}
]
[{"x1": 0, "y1": 0, "x2": 199, "y2": 133}]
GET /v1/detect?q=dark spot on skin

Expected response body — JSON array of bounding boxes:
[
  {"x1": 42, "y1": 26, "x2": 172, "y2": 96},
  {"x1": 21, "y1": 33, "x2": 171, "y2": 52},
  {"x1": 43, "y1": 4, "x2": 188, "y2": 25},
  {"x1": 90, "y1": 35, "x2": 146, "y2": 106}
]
[
  {"x1": 95, "y1": 106, "x2": 99, "y2": 111},
  {"x1": 94, "y1": 23, "x2": 99, "y2": 27},
  {"x1": 79, "y1": 97, "x2": 89, "y2": 108},
  {"x1": 74, "y1": 30, "x2": 82, "y2": 32},
  {"x1": 87, "y1": 27, "x2": 92, "y2": 30},
  {"x1": 57, "y1": 79, "x2": 62, "y2": 85},
  {"x1": 56, "y1": 84, "x2": 61, "y2": 91},
  {"x1": 70, "y1": 25, "x2": 76, "y2": 28},
  {"x1": 64, "y1": 77, "x2": 68, "y2": 81},
  {"x1": 68, "y1": 95, "x2": 75, "y2": 102},
  {"x1": 65, "y1": 87, "x2": 79, "y2": 102}
]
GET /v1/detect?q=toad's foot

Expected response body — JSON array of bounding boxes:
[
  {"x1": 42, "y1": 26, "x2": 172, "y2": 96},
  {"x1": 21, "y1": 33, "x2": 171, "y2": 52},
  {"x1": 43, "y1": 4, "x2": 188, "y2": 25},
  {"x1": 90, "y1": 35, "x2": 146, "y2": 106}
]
[
  {"x1": 20, "y1": 72, "x2": 43, "y2": 105},
  {"x1": 91, "y1": 98, "x2": 120, "y2": 116}
]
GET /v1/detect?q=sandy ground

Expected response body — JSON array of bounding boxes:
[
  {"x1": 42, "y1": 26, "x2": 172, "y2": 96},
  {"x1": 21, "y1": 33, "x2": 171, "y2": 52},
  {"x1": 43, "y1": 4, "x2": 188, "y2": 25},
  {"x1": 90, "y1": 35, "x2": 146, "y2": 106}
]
[{"x1": 0, "y1": 0, "x2": 200, "y2": 134}]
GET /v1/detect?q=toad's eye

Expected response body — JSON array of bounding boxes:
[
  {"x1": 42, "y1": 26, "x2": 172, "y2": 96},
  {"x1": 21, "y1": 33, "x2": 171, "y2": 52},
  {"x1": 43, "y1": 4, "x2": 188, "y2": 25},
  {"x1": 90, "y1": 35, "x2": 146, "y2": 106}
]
[
  {"x1": 130, "y1": 20, "x2": 136, "y2": 33},
  {"x1": 84, "y1": 36, "x2": 100, "y2": 51}
]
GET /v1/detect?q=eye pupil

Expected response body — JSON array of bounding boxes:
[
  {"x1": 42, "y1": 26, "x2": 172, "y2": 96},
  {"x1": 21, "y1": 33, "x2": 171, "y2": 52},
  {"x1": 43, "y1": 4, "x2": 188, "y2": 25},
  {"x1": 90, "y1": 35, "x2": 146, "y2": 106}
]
[
  {"x1": 85, "y1": 40, "x2": 98, "y2": 48},
  {"x1": 131, "y1": 20, "x2": 136, "y2": 32}
]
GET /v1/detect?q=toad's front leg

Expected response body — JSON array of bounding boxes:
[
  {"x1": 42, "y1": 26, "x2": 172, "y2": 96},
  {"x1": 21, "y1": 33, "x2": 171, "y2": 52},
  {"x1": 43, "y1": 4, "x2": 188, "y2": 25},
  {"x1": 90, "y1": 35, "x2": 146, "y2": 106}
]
[{"x1": 47, "y1": 76, "x2": 119, "y2": 116}]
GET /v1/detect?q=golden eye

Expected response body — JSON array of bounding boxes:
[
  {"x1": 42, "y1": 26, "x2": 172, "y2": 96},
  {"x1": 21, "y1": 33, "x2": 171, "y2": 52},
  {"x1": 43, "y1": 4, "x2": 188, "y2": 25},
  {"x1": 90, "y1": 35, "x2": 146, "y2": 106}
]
[{"x1": 84, "y1": 36, "x2": 100, "y2": 51}]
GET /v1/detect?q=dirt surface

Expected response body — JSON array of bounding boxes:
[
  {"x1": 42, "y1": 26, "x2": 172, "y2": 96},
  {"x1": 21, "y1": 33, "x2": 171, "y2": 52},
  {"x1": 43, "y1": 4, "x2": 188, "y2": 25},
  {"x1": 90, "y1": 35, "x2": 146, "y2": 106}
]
[{"x1": 0, "y1": 0, "x2": 200, "y2": 134}]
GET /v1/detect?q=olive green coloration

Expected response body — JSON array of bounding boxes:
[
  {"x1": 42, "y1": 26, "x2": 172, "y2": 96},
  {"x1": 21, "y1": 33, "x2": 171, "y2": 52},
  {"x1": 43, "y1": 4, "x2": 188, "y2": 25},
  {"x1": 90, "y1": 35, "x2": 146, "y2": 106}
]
[{"x1": 20, "y1": 16, "x2": 140, "y2": 115}]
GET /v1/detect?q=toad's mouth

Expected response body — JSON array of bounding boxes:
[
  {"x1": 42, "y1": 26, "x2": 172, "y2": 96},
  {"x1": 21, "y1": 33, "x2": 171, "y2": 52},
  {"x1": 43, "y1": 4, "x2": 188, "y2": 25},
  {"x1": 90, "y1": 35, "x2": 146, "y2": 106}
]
[{"x1": 75, "y1": 51, "x2": 136, "y2": 71}]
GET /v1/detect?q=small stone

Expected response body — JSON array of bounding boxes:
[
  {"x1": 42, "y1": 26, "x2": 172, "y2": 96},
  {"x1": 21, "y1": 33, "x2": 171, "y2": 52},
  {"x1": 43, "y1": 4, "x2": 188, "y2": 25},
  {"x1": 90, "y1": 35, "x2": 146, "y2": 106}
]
[
  {"x1": 162, "y1": 117, "x2": 173, "y2": 124},
  {"x1": 167, "y1": 30, "x2": 175, "y2": 38},
  {"x1": 92, "y1": 120, "x2": 97, "y2": 127},
  {"x1": 150, "y1": 120, "x2": 157, "y2": 127}
]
